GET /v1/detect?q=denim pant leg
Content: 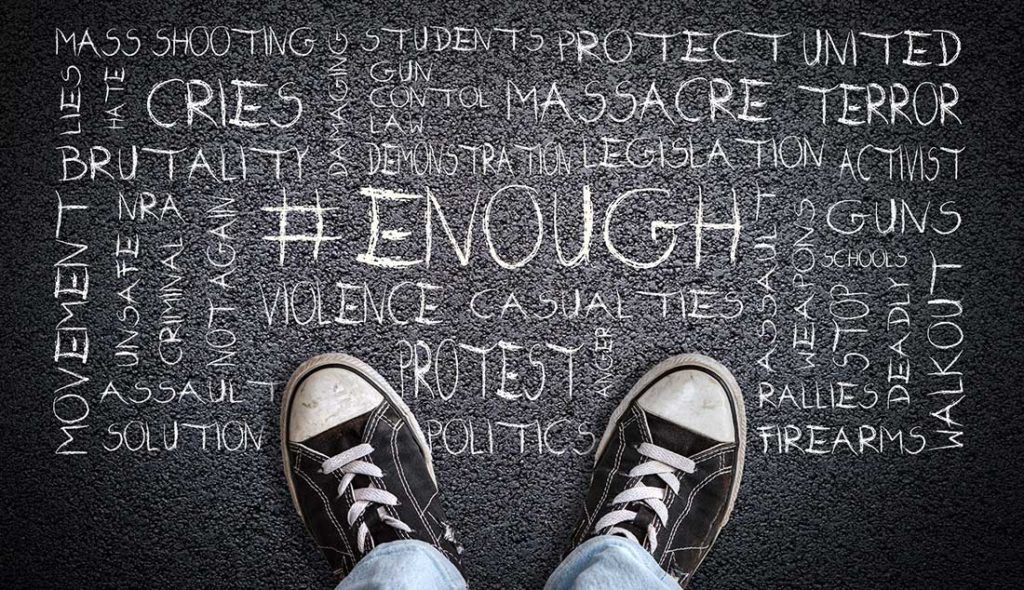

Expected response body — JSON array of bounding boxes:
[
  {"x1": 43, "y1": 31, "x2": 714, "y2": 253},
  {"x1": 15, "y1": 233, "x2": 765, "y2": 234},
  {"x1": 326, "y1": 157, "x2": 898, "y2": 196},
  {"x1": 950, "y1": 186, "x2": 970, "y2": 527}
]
[
  {"x1": 335, "y1": 540, "x2": 467, "y2": 590},
  {"x1": 544, "y1": 536, "x2": 683, "y2": 590}
]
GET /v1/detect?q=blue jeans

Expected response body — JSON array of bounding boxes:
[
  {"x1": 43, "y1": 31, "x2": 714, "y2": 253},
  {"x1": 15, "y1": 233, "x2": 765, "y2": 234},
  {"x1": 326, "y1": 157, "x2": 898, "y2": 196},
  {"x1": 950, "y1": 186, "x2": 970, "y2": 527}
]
[{"x1": 335, "y1": 536, "x2": 682, "y2": 590}]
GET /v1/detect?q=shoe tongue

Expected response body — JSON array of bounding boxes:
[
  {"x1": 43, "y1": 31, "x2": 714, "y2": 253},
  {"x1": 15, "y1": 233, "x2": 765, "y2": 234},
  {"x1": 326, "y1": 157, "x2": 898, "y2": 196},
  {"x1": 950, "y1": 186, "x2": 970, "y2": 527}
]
[
  {"x1": 644, "y1": 411, "x2": 719, "y2": 458},
  {"x1": 360, "y1": 506, "x2": 405, "y2": 548},
  {"x1": 301, "y1": 409, "x2": 410, "y2": 550},
  {"x1": 613, "y1": 503, "x2": 658, "y2": 545},
  {"x1": 607, "y1": 411, "x2": 721, "y2": 548},
  {"x1": 300, "y1": 410, "x2": 375, "y2": 457}
]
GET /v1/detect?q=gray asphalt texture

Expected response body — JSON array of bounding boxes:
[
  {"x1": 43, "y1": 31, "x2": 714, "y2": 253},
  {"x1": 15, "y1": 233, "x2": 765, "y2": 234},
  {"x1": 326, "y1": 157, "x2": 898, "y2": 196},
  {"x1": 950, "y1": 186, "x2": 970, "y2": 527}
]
[{"x1": 3, "y1": 1, "x2": 1023, "y2": 588}]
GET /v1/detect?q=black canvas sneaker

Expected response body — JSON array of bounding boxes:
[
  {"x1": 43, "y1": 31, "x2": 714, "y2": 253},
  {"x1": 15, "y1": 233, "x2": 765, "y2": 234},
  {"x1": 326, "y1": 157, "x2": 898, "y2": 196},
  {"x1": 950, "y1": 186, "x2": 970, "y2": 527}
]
[
  {"x1": 567, "y1": 353, "x2": 746, "y2": 588},
  {"x1": 281, "y1": 353, "x2": 462, "y2": 577}
]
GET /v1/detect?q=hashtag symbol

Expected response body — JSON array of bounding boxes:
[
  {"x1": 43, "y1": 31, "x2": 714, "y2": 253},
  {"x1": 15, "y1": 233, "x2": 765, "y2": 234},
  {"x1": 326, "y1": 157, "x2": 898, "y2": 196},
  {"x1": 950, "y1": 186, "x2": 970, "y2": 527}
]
[{"x1": 261, "y1": 188, "x2": 341, "y2": 265}]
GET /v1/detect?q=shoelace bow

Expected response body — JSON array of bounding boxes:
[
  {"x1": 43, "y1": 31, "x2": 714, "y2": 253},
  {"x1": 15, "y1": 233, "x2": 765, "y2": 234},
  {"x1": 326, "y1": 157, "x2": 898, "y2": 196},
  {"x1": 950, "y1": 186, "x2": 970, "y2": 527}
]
[
  {"x1": 593, "y1": 442, "x2": 697, "y2": 553},
  {"x1": 320, "y1": 443, "x2": 412, "y2": 553}
]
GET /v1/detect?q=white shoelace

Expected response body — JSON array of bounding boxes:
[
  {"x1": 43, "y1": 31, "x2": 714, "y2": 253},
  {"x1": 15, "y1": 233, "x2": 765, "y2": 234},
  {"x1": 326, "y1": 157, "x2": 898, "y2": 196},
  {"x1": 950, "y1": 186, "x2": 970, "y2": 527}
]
[
  {"x1": 320, "y1": 443, "x2": 412, "y2": 553},
  {"x1": 593, "y1": 442, "x2": 697, "y2": 553}
]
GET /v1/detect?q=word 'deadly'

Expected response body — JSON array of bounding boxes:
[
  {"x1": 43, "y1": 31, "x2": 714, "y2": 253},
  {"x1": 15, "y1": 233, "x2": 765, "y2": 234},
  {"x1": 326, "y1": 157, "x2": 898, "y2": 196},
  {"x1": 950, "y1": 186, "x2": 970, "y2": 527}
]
[{"x1": 352, "y1": 184, "x2": 742, "y2": 270}]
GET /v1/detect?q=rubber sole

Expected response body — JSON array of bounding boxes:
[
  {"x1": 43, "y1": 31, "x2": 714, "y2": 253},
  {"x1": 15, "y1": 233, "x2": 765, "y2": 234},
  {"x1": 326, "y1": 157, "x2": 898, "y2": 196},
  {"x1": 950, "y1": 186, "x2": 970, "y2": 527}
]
[{"x1": 279, "y1": 353, "x2": 436, "y2": 521}]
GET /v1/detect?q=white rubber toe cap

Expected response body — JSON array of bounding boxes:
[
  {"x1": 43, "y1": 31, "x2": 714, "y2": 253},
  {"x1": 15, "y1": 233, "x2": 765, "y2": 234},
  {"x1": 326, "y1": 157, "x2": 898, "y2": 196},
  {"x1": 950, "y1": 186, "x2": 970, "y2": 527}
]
[
  {"x1": 637, "y1": 369, "x2": 736, "y2": 443},
  {"x1": 288, "y1": 367, "x2": 383, "y2": 442}
]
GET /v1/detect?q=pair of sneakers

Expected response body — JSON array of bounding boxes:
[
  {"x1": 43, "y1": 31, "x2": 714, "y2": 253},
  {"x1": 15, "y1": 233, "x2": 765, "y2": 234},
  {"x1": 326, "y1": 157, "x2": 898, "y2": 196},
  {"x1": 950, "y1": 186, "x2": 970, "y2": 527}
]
[{"x1": 281, "y1": 353, "x2": 746, "y2": 587}]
